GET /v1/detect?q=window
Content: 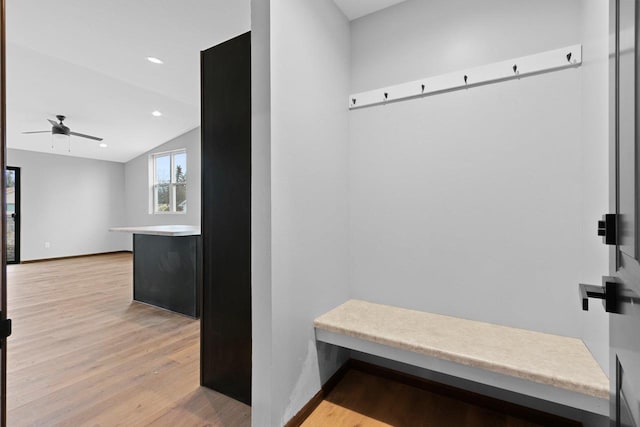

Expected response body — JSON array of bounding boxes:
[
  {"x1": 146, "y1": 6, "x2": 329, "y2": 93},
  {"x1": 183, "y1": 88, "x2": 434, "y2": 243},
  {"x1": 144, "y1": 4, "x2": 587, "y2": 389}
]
[{"x1": 150, "y1": 149, "x2": 187, "y2": 213}]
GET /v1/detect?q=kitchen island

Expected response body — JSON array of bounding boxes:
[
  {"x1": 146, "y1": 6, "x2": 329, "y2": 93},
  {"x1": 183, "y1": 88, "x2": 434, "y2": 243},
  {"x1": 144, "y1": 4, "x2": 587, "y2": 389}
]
[{"x1": 110, "y1": 225, "x2": 201, "y2": 318}]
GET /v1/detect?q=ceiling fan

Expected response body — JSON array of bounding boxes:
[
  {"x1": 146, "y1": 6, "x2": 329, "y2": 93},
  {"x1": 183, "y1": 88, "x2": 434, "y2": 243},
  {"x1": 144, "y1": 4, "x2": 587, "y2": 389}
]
[{"x1": 22, "y1": 115, "x2": 103, "y2": 142}]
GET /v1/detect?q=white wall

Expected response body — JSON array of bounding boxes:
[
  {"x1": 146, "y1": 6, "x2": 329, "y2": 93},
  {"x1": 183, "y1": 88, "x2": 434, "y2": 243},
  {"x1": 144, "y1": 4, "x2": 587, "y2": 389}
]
[
  {"x1": 349, "y1": 0, "x2": 597, "y2": 342},
  {"x1": 251, "y1": 1, "x2": 610, "y2": 424},
  {"x1": 7, "y1": 148, "x2": 128, "y2": 260},
  {"x1": 7, "y1": 127, "x2": 201, "y2": 259},
  {"x1": 250, "y1": 0, "x2": 273, "y2": 424},
  {"x1": 578, "y1": 0, "x2": 611, "y2": 372},
  {"x1": 350, "y1": 0, "x2": 583, "y2": 93},
  {"x1": 124, "y1": 127, "x2": 201, "y2": 232},
  {"x1": 266, "y1": 0, "x2": 351, "y2": 425}
]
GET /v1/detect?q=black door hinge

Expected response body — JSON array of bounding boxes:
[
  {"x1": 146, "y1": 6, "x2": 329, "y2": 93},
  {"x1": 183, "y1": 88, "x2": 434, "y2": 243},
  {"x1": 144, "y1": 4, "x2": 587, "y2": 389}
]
[{"x1": 597, "y1": 214, "x2": 617, "y2": 245}]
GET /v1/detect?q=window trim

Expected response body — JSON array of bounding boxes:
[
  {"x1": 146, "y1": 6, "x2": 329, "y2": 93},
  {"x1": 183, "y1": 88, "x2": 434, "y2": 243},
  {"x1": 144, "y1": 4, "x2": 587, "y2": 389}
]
[{"x1": 149, "y1": 148, "x2": 187, "y2": 215}]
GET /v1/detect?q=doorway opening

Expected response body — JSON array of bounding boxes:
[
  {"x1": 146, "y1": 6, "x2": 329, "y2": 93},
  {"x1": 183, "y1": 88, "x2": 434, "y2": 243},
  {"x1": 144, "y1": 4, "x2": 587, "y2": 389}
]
[
  {"x1": 1, "y1": 1, "x2": 251, "y2": 425},
  {"x1": 5, "y1": 167, "x2": 19, "y2": 265}
]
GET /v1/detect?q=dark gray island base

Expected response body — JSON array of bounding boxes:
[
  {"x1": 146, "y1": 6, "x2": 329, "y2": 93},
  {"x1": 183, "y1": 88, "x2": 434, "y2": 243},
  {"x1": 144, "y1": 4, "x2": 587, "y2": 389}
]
[
  {"x1": 110, "y1": 226, "x2": 201, "y2": 318},
  {"x1": 134, "y1": 234, "x2": 201, "y2": 318}
]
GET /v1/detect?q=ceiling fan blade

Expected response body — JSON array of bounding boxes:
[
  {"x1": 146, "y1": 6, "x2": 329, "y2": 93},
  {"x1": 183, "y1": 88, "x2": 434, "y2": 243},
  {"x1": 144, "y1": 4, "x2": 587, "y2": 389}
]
[
  {"x1": 47, "y1": 119, "x2": 63, "y2": 128},
  {"x1": 69, "y1": 131, "x2": 103, "y2": 141},
  {"x1": 22, "y1": 131, "x2": 50, "y2": 134}
]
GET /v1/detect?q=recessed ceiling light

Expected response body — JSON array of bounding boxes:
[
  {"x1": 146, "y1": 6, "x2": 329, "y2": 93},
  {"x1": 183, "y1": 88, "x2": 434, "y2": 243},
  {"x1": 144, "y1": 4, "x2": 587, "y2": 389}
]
[
  {"x1": 99, "y1": 143, "x2": 108, "y2": 148},
  {"x1": 147, "y1": 56, "x2": 164, "y2": 64},
  {"x1": 152, "y1": 110, "x2": 163, "y2": 117}
]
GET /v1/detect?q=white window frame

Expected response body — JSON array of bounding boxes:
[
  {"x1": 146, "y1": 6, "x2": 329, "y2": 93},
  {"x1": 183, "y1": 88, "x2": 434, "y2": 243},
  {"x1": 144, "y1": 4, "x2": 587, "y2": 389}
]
[{"x1": 149, "y1": 149, "x2": 187, "y2": 214}]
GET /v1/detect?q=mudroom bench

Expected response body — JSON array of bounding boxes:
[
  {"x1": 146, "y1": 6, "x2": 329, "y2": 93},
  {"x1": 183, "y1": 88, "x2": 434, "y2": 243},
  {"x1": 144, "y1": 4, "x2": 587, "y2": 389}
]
[{"x1": 314, "y1": 300, "x2": 609, "y2": 416}]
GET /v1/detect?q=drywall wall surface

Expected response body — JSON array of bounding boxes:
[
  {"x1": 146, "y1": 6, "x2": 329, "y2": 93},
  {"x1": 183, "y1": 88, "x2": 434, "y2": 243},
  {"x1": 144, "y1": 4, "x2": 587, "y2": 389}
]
[
  {"x1": 270, "y1": 0, "x2": 351, "y2": 424},
  {"x1": 349, "y1": 0, "x2": 593, "y2": 339},
  {"x1": 124, "y1": 127, "x2": 200, "y2": 237},
  {"x1": 577, "y1": 0, "x2": 610, "y2": 373},
  {"x1": 7, "y1": 148, "x2": 128, "y2": 260},
  {"x1": 350, "y1": 0, "x2": 582, "y2": 93},
  {"x1": 251, "y1": 0, "x2": 273, "y2": 424}
]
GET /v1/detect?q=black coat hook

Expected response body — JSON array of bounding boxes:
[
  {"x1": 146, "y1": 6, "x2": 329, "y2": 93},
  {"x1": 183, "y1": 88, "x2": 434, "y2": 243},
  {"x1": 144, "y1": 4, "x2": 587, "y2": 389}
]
[
  {"x1": 513, "y1": 64, "x2": 518, "y2": 74},
  {"x1": 384, "y1": 92, "x2": 389, "y2": 100},
  {"x1": 421, "y1": 84, "x2": 425, "y2": 93},
  {"x1": 352, "y1": 98, "x2": 356, "y2": 106},
  {"x1": 566, "y1": 52, "x2": 572, "y2": 62},
  {"x1": 464, "y1": 75, "x2": 468, "y2": 84}
]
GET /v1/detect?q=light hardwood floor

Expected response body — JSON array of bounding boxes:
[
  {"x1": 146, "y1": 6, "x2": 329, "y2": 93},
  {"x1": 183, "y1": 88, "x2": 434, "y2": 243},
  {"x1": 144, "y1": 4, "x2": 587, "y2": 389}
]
[
  {"x1": 301, "y1": 369, "x2": 577, "y2": 427},
  {"x1": 6, "y1": 253, "x2": 250, "y2": 427}
]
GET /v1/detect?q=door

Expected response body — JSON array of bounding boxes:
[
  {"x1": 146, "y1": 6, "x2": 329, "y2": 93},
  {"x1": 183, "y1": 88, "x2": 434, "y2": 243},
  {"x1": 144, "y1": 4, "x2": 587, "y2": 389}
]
[
  {"x1": 5, "y1": 167, "x2": 19, "y2": 264},
  {"x1": 610, "y1": 0, "x2": 640, "y2": 425},
  {"x1": 0, "y1": 0, "x2": 7, "y2": 424}
]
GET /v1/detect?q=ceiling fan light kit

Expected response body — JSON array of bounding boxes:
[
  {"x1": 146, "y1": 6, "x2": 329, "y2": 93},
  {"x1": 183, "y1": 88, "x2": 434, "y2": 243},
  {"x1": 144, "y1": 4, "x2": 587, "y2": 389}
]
[
  {"x1": 22, "y1": 114, "x2": 104, "y2": 152},
  {"x1": 52, "y1": 132, "x2": 70, "y2": 152}
]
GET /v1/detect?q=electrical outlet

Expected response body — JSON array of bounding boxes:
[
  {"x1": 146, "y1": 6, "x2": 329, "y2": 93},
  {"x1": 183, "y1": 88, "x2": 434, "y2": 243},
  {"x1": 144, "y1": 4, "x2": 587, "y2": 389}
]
[{"x1": 44, "y1": 242, "x2": 50, "y2": 249}]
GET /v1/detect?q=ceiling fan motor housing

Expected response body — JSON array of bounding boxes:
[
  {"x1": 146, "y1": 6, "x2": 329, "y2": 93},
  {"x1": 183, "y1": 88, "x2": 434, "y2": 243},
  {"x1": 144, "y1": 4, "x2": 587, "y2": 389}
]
[{"x1": 52, "y1": 124, "x2": 70, "y2": 136}]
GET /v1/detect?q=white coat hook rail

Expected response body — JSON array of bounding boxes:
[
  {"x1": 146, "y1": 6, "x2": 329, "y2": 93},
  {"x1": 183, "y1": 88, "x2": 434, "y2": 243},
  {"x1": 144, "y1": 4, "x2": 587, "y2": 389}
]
[{"x1": 348, "y1": 44, "x2": 582, "y2": 110}]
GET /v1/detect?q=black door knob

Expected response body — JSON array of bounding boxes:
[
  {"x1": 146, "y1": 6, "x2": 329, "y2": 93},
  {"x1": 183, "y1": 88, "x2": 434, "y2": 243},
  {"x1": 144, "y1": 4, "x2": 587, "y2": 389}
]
[{"x1": 579, "y1": 279, "x2": 618, "y2": 313}]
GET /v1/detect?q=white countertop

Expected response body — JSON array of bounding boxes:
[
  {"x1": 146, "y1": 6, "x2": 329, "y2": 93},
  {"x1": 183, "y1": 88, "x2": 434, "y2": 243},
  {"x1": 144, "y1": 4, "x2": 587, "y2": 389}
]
[{"x1": 109, "y1": 225, "x2": 201, "y2": 236}]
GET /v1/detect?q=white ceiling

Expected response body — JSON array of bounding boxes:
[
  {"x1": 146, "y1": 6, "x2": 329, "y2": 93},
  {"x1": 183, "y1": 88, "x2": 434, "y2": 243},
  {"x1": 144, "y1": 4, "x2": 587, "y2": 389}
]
[
  {"x1": 333, "y1": 0, "x2": 409, "y2": 20},
  {"x1": 6, "y1": 0, "x2": 250, "y2": 162}
]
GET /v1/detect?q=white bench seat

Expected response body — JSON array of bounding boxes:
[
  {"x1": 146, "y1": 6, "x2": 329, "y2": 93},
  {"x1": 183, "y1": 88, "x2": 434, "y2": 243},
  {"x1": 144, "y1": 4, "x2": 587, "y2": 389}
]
[{"x1": 314, "y1": 299, "x2": 609, "y2": 416}]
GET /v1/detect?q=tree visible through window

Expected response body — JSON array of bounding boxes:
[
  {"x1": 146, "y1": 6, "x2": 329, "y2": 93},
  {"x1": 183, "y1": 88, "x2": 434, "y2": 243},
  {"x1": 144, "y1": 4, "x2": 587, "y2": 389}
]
[{"x1": 151, "y1": 149, "x2": 187, "y2": 213}]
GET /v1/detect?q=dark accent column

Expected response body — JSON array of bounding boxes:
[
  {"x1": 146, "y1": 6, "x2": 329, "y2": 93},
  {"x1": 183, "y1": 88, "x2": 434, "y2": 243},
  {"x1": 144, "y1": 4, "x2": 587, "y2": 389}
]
[{"x1": 200, "y1": 31, "x2": 252, "y2": 405}]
